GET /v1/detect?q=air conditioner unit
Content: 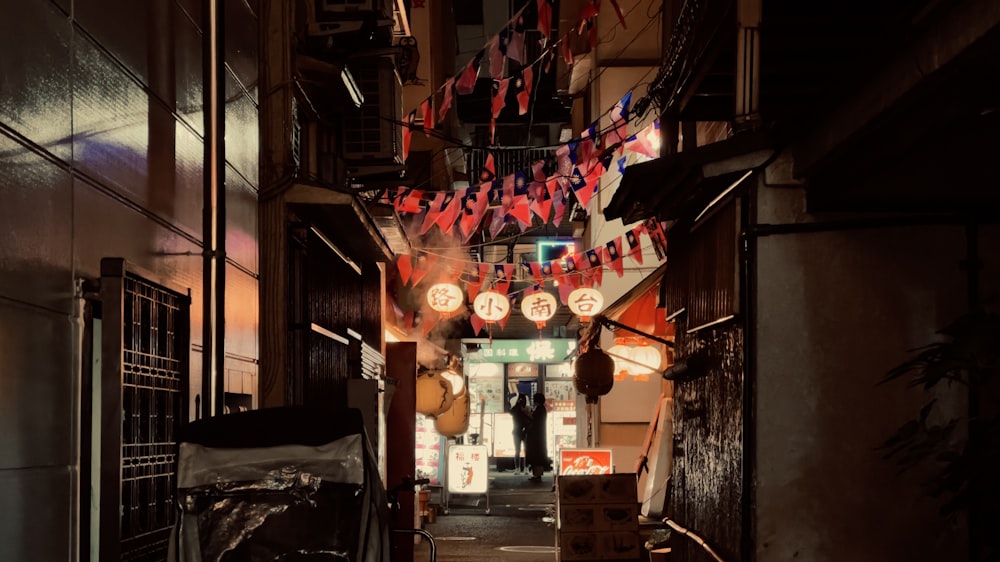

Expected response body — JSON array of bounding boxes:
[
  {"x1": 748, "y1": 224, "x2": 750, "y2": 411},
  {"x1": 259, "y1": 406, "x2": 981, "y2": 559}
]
[
  {"x1": 343, "y1": 56, "x2": 404, "y2": 177},
  {"x1": 301, "y1": 121, "x2": 347, "y2": 188},
  {"x1": 306, "y1": 0, "x2": 393, "y2": 37}
]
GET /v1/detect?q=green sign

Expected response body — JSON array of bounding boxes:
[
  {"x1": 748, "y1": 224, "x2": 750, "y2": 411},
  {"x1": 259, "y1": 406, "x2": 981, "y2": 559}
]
[{"x1": 463, "y1": 339, "x2": 577, "y2": 364}]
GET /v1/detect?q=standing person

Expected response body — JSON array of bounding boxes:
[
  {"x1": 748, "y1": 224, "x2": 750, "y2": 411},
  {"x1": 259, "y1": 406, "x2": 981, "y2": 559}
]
[
  {"x1": 524, "y1": 392, "x2": 548, "y2": 481},
  {"x1": 509, "y1": 395, "x2": 531, "y2": 473}
]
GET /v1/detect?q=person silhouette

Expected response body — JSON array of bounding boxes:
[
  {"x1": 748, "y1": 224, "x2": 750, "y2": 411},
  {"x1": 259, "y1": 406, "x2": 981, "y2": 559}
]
[
  {"x1": 524, "y1": 393, "x2": 548, "y2": 481},
  {"x1": 509, "y1": 394, "x2": 531, "y2": 473}
]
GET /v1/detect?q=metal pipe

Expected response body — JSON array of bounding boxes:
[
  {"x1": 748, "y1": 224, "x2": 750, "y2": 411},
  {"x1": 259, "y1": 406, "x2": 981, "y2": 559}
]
[
  {"x1": 202, "y1": 0, "x2": 226, "y2": 418},
  {"x1": 599, "y1": 316, "x2": 675, "y2": 348}
]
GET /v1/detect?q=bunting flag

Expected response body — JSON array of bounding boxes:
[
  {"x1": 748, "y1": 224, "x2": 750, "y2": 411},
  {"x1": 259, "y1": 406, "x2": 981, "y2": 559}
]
[
  {"x1": 438, "y1": 77, "x2": 455, "y2": 122},
  {"x1": 606, "y1": 237, "x2": 625, "y2": 277},
  {"x1": 398, "y1": 188, "x2": 424, "y2": 213},
  {"x1": 419, "y1": 310, "x2": 438, "y2": 337},
  {"x1": 551, "y1": 186, "x2": 567, "y2": 227},
  {"x1": 626, "y1": 224, "x2": 644, "y2": 265},
  {"x1": 562, "y1": 40, "x2": 573, "y2": 66},
  {"x1": 509, "y1": 170, "x2": 533, "y2": 225},
  {"x1": 529, "y1": 180, "x2": 552, "y2": 223},
  {"x1": 645, "y1": 217, "x2": 669, "y2": 261},
  {"x1": 397, "y1": 254, "x2": 413, "y2": 285},
  {"x1": 488, "y1": 36, "x2": 504, "y2": 80},
  {"x1": 488, "y1": 208, "x2": 507, "y2": 239},
  {"x1": 624, "y1": 119, "x2": 661, "y2": 158},
  {"x1": 537, "y1": 0, "x2": 553, "y2": 40},
  {"x1": 480, "y1": 152, "x2": 496, "y2": 182},
  {"x1": 604, "y1": 91, "x2": 632, "y2": 147},
  {"x1": 499, "y1": 21, "x2": 526, "y2": 65},
  {"x1": 402, "y1": 110, "x2": 416, "y2": 161},
  {"x1": 491, "y1": 78, "x2": 511, "y2": 119},
  {"x1": 494, "y1": 264, "x2": 514, "y2": 296},
  {"x1": 514, "y1": 66, "x2": 534, "y2": 115},
  {"x1": 466, "y1": 262, "x2": 490, "y2": 303},
  {"x1": 456, "y1": 50, "x2": 484, "y2": 95},
  {"x1": 420, "y1": 192, "x2": 448, "y2": 235},
  {"x1": 459, "y1": 183, "x2": 491, "y2": 241},
  {"x1": 529, "y1": 262, "x2": 544, "y2": 285},
  {"x1": 617, "y1": 155, "x2": 627, "y2": 174},
  {"x1": 410, "y1": 254, "x2": 432, "y2": 286},
  {"x1": 470, "y1": 312, "x2": 485, "y2": 336},
  {"x1": 577, "y1": 123, "x2": 599, "y2": 174},
  {"x1": 609, "y1": 0, "x2": 628, "y2": 29},
  {"x1": 434, "y1": 191, "x2": 463, "y2": 234},
  {"x1": 586, "y1": 249, "x2": 604, "y2": 286},
  {"x1": 420, "y1": 96, "x2": 435, "y2": 136}
]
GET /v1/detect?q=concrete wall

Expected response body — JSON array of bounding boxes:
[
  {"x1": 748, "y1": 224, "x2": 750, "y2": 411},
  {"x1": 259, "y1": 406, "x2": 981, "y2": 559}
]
[
  {"x1": 753, "y1": 184, "x2": 999, "y2": 561},
  {"x1": 0, "y1": 1, "x2": 259, "y2": 559}
]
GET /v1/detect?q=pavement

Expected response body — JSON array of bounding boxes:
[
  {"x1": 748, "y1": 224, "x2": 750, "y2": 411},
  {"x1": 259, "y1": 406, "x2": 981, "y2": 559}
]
[{"x1": 413, "y1": 468, "x2": 560, "y2": 562}]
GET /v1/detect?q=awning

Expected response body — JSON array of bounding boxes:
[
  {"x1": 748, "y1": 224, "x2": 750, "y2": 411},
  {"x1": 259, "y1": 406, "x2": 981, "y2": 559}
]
[
  {"x1": 286, "y1": 182, "x2": 410, "y2": 263},
  {"x1": 601, "y1": 261, "x2": 673, "y2": 340},
  {"x1": 604, "y1": 131, "x2": 775, "y2": 225}
]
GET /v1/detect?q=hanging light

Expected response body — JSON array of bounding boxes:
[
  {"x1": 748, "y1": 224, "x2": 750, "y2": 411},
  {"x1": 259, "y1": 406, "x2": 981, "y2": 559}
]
[
  {"x1": 567, "y1": 287, "x2": 604, "y2": 323},
  {"x1": 473, "y1": 290, "x2": 510, "y2": 323},
  {"x1": 415, "y1": 370, "x2": 454, "y2": 417},
  {"x1": 520, "y1": 291, "x2": 557, "y2": 331},
  {"x1": 426, "y1": 282, "x2": 464, "y2": 316}
]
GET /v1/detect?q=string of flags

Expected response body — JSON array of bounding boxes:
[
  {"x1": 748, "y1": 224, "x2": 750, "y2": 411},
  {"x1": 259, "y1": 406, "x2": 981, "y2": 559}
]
[
  {"x1": 391, "y1": 217, "x2": 669, "y2": 337},
  {"x1": 403, "y1": 0, "x2": 634, "y2": 151}
]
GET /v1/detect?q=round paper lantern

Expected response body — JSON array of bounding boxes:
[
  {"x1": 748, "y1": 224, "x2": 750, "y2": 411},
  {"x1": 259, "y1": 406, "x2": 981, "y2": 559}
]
[
  {"x1": 415, "y1": 370, "x2": 454, "y2": 417},
  {"x1": 567, "y1": 287, "x2": 604, "y2": 322},
  {"x1": 426, "y1": 282, "x2": 464, "y2": 315},
  {"x1": 434, "y1": 377, "x2": 470, "y2": 436},
  {"x1": 608, "y1": 341, "x2": 632, "y2": 377},
  {"x1": 629, "y1": 343, "x2": 662, "y2": 376},
  {"x1": 473, "y1": 290, "x2": 511, "y2": 323},
  {"x1": 520, "y1": 291, "x2": 557, "y2": 329},
  {"x1": 573, "y1": 348, "x2": 615, "y2": 401}
]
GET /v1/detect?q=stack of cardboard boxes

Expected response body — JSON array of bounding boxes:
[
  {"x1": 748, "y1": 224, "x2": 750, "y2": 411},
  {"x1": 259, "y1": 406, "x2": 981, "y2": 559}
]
[{"x1": 556, "y1": 473, "x2": 642, "y2": 561}]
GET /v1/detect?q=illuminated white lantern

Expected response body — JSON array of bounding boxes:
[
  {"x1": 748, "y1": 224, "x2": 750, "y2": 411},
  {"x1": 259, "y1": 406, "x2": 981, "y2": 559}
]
[
  {"x1": 520, "y1": 291, "x2": 557, "y2": 330},
  {"x1": 473, "y1": 290, "x2": 511, "y2": 323},
  {"x1": 426, "y1": 282, "x2": 464, "y2": 316},
  {"x1": 567, "y1": 287, "x2": 604, "y2": 322}
]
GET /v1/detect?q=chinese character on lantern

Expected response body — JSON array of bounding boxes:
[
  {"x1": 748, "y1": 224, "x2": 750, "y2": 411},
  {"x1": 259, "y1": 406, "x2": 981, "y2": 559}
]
[
  {"x1": 521, "y1": 291, "x2": 557, "y2": 332},
  {"x1": 568, "y1": 287, "x2": 604, "y2": 323},
  {"x1": 473, "y1": 290, "x2": 511, "y2": 323},
  {"x1": 426, "y1": 282, "x2": 464, "y2": 316}
]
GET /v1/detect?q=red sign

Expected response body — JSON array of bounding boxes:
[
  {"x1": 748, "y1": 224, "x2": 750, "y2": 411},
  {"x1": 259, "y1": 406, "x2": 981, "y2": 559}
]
[{"x1": 559, "y1": 448, "x2": 613, "y2": 475}]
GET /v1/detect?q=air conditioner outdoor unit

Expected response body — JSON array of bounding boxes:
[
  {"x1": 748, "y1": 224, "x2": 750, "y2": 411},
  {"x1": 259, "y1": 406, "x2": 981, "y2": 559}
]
[
  {"x1": 306, "y1": 0, "x2": 392, "y2": 38},
  {"x1": 342, "y1": 55, "x2": 404, "y2": 176}
]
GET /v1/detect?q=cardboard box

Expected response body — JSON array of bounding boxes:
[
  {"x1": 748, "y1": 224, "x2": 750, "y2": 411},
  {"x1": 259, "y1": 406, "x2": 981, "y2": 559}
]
[
  {"x1": 558, "y1": 532, "x2": 599, "y2": 560},
  {"x1": 599, "y1": 503, "x2": 638, "y2": 531},
  {"x1": 597, "y1": 531, "x2": 641, "y2": 559},
  {"x1": 557, "y1": 475, "x2": 600, "y2": 504},
  {"x1": 598, "y1": 473, "x2": 638, "y2": 502},
  {"x1": 558, "y1": 473, "x2": 638, "y2": 504},
  {"x1": 558, "y1": 505, "x2": 598, "y2": 531}
]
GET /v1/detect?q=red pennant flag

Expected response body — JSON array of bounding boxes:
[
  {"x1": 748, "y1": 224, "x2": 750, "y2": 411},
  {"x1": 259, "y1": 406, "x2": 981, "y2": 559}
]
[
  {"x1": 626, "y1": 225, "x2": 644, "y2": 264},
  {"x1": 604, "y1": 91, "x2": 632, "y2": 147},
  {"x1": 529, "y1": 262, "x2": 544, "y2": 284},
  {"x1": 609, "y1": 0, "x2": 628, "y2": 29},
  {"x1": 488, "y1": 36, "x2": 504, "y2": 79},
  {"x1": 509, "y1": 195, "x2": 533, "y2": 225},
  {"x1": 419, "y1": 310, "x2": 437, "y2": 337},
  {"x1": 410, "y1": 254, "x2": 431, "y2": 287},
  {"x1": 607, "y1": 237, "x2": 625, "y2": 277},
  {"x1": 404, "y1": 311, "x2": 415, "y2": 332},
  {"x1": 470, "y1": 312, "x2": 485, "y2": 336},
  {"x1": 516, "y1": 66, "x2": 534, "y2": 115},
  {"x1": 494, "y1": 264, "x2": 514, "y2": 296},
  {"x1": 498, "y1": 308, "x2": 511, "y2": 330},
  {"x1": 434, "y1": 190, "x2": 464, "y2": 234},
  {"x1": 558, "y1": 277, "x2": 574, "y2": 305},
  {"x1": 530, "y1": 194, "x2": 552, "y2": 224},
  {"x1": 420, "y1": 97, "x2": 435, "y2": 136},
  {"x1": 397, "y1": 254, "x2": 413, "y2": 285},
  {"x1": 552, "y1": 188, "x2": 566, "y2": 227},
  {"x1": 456, "y1": 50, "x2": 484, "y2": 95},
  {"x1": 398, "y1": 188, "x2": 424, "y2": 214},
  {"x1": 438, "y1": 78, "x2": 455, "y2": 122},
  {"x1": 624, "y1": 119, "x2": 661, "y2": 158},
  {"x1": 402, "y1": 110, "x2": 415, "y2": 161},
  {"x1": 562, "y1": 39, "x2": 573, "y2": 66},
  {"x1": 420, "y1": 192, "x2": 447, "y2": 235},
  {"x1": 481, "y1": 152, "x2": 496, "y2": 182},
  {"x1": 537, "y1": 0, "x2": 553, "y2": 39},
  {"x1": 492, "y1": 78, "x2": 511, "y2": 119}
]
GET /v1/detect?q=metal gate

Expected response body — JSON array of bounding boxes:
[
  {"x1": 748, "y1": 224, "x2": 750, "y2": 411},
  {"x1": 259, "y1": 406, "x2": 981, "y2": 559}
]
[{"x1": 99, "y1": 258, "x2": 189, "y2": 561}]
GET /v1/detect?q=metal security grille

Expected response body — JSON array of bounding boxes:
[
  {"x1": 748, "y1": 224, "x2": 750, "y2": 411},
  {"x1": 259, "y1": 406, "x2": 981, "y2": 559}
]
[{"x1": 119, "y1": 275, "x2": 187, "y2": 561}]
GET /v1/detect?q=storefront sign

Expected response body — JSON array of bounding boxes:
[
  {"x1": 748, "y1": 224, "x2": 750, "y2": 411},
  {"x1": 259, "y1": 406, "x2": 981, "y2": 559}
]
[
  {"x1": 447, "y1": 444, "x2": 489, "y2": 494},
  {"x1": 463, "y1": 338, "x2": 577, "y2": 363}
]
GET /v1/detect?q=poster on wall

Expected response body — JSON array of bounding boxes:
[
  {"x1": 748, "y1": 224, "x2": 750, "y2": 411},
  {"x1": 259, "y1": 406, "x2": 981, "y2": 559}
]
[
  {"x1": 466, "y1": 363, "x2": 505, "y2": 413},
  {"x1": 447, "y1": 444, "x2": 490, "y2": 494},
  {"x1": 415, "y1": 415, "x2": 443, "y2": 484},
  {"x1": 559, "y1": 448, "x2": 614, "y2": 475}
]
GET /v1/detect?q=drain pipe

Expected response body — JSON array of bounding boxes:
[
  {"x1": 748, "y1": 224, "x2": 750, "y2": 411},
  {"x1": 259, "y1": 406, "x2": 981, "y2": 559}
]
[{"x1": 202, "y1": 0, "x2": 226, "y2": 418}]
